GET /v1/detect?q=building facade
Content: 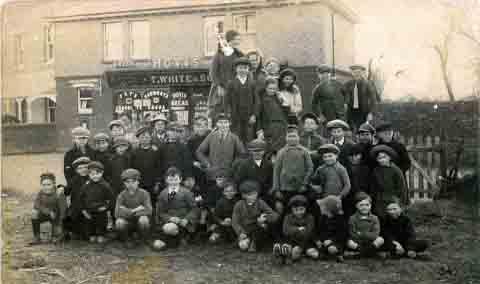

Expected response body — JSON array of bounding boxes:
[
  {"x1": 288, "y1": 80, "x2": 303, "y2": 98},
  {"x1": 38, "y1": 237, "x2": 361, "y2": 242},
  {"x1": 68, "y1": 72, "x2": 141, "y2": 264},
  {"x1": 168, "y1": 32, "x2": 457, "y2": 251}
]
[{"x1": 3, "y1": 0, "x2": 357, "y2": 149}]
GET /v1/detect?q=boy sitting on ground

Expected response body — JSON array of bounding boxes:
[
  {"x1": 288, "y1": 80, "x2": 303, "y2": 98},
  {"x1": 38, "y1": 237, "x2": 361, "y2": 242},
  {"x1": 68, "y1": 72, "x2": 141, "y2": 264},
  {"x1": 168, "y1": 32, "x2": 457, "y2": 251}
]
[{"x1": 209, "y1": 181, "x2": 240, "y2": 244}]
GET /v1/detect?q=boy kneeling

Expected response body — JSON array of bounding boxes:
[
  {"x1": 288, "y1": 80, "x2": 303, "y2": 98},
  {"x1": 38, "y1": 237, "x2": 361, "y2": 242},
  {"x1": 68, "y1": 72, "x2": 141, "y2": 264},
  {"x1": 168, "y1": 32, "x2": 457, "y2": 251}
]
[
  {"x1": 155, "y1": 167, "x2": 199, "y2": 248},
  {"x1": 115, "y1": 168, "x2": 153, "y2": 249},
  {"x1": 232, "y1": 180, "x2": 279, "y2": 252},
  {"x1": 381, "y1": 197, "x2": 429, "y2": 259},
  {"x1": 30, "y1": 172, "x2": 66, "y2": 245},
  {"x1": 347, "y1": 192, "x2": 385, "y2": 258}
]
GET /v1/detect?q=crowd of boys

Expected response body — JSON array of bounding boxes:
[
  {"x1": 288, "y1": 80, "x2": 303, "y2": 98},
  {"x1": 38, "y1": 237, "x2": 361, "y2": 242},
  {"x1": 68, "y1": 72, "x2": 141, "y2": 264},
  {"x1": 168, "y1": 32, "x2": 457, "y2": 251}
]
[{"x1": 30, "y1": 29, "x2": 428, "y2": 264}]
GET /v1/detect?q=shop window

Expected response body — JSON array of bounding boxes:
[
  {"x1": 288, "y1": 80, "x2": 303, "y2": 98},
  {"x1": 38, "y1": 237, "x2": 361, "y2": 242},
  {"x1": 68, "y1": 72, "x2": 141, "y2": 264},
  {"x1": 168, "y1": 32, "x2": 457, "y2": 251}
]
[
  {"x1": 103, "y1": 22, "x2": 124, "y2": 61},
  {"x1": 78, "y1": 88, "x2": 94, "y2": 114},
  {"x1": 233, "y1": 14, "x2": 256, "y2": 52},
  {"x1": 129, "y1": 21, "x2": 150, "y2": 60},
  {"x1": 203, "y1": 16, "x2": 225, "y2": 57},
  {"x1": 14, "y1": 34, "x2": 24, "y2": 69},
  {"x1": 44, "y1": 24, "x2": 54, "y2": 63}
]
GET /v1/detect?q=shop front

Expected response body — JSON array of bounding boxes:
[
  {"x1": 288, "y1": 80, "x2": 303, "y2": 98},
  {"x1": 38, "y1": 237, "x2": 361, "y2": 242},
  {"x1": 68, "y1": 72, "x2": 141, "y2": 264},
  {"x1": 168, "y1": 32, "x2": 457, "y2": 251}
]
[{"x1": 104, "y1": 68, "x2": 211, "y2": 129}]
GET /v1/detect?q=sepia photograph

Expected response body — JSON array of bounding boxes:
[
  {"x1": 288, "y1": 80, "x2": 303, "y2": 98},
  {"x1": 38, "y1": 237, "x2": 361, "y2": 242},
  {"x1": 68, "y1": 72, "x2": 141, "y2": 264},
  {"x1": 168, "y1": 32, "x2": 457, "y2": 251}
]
[{"x1": 1, "y1": 0, "x2": 479, "y2": 283}]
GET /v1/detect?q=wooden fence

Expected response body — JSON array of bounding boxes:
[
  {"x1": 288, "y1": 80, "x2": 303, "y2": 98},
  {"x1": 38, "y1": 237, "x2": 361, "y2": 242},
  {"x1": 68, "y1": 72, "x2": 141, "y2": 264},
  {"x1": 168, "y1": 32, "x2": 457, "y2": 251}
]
[{"x1": 398, "y1": 133, "x2": 442, "y2": 203}]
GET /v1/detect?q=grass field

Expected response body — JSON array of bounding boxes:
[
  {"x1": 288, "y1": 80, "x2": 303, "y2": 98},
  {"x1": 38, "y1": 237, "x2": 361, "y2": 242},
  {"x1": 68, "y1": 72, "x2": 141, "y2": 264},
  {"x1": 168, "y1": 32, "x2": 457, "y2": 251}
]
[{"x1": 2, "y1": 153, "x2": 480, "y2": 284}]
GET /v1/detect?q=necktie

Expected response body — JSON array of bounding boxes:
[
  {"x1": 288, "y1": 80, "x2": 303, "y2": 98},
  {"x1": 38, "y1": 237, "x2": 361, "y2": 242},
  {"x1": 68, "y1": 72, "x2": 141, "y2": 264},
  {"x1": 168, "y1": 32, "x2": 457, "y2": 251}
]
[
  {"x1": 168, "y1": 191, "x2": 176, "y2": 201},
  {"x1": 353, "y1": 83, "x2": 359, "y2": 109}
]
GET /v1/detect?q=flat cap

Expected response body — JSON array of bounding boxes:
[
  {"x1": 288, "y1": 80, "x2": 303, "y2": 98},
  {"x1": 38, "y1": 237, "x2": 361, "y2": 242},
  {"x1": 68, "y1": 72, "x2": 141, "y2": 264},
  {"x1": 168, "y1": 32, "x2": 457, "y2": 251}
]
[
  {"x1": 93, "y1": 132, "x2": 110, "y2": 142},
  {"x1": 349, "y1": 64, "x2": 366, "y2": 71},
  {"x1": 288, "y1": 195, "x2": 308, "y2": 208},
  {"x1": 239, "y1": 180, "x2": 260, "y2": 194},
  {"x1": 233, "y1": 57, "x2": 251, "y2": 67},
  {"x1": 375, "y1": 121, "x2": 393, "y2": 133},
  {"x1": 165, "y1": 166, "x2": 182, "y2": 177},
  {"x1": 279, "y1": 68, "x2": 297, "y2": 79},
  {"x1": 40, "y1": 172, "x2": 56, "y2": 183},
  {"x1": 370, "y1": 144, "x2": 398, "y2": 160},
  {"x1": 354, "y1": 191, "x2": 372, "y2": 204},
  {"x1": 347, "y1": 143, "x2": 366, "y2": 156},
  {"x1": 317, "y1": 143, "x2": 340, "y2": 155},
  {"x1": 326, "y1": 119, "x2": 350, "y2": 130},
  {"x1": 247, "y1": 139, "x2": 266, "y2": 151},
  {"x1": 358, "y1": 122, "x2": 376, "y2": 134},
  {"x1": 135, "y1": 126, "x2": 151, "y2": 137},
  {"x1": 88, "y1": 161, "x2": 104, "y2": 171},
  {"x1": 108, "y1": 120, "x2": 125, "y2": 130},
  {"x1": 71, "y1": 127, "x2": 91, "y2": 138},
  {"x1": 300, "y1": 112, "x2": 319, "y2": 124},
  {"x1": 112, "y1": 137, "x2": 130, "y2": 148},
  {"x1": 121, "y1": 168, "x2": 141, "y2": 181},
  {"x1": 215, "y1": 167, "x2": 232, "y2": 178},
  {"x1": 72, "y1": 156, "x2": 91, "y2": 168},
  {"x1": 316, "y1": 64, "x2": 332, "y2": 73}
]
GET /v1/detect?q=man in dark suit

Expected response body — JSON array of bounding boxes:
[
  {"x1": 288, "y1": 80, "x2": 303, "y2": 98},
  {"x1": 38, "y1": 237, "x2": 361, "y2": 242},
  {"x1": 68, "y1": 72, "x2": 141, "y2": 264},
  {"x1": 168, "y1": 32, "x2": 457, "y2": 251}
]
[{"x1": 343, "y1": 65, "x2": 378, "y2": 132}]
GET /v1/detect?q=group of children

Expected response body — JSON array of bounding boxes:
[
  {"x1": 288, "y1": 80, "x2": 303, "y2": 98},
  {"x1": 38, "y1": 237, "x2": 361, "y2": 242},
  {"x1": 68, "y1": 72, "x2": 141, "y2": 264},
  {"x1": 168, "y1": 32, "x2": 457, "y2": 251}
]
[{"x1": 31, "y1": 106, "x2": 429, "y2": 264}]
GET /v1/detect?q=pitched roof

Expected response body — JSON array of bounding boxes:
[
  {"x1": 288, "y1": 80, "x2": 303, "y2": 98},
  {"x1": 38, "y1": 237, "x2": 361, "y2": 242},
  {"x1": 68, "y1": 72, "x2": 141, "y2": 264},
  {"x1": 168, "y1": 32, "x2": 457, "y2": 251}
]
[{"x1": 49, "y1": 0, "x2": 358, "y2": 23}]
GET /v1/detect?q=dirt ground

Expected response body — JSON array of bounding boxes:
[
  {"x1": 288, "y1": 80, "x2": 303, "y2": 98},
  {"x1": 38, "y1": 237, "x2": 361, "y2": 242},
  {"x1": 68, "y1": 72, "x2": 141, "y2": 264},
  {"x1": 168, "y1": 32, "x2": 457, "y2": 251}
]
[{"x1": 2, "y1": 153, "x2": 480, "y2": 284}]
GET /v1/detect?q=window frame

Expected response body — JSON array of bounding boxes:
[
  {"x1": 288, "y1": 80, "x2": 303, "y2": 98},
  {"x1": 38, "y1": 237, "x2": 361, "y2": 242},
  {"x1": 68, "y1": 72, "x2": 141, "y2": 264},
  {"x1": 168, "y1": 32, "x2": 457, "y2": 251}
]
[
  {"x1": 128, "y1": 20, "x2": 151, "y2": 60},
  {"x1": 103, "y1": 21, "x2": 125, "y2": 62},
  {"x1": 232, "y1": 13, "x2": 257, "y2": 53},
  {"x1": 46, "y1": 98, "x2": 56, "y2": 123},
  {"x1": 14, "y1": 34, "x2": 25, "y2": 70},
  {"x1": 77, "y1": 87, "x2": 94, "y2": 115},
  {"x1": 203, "y1": 15, "x2": 226, "y2": 57},
  {"x1": 44, "y1": 23, "x2": 55, "y2": 64}
]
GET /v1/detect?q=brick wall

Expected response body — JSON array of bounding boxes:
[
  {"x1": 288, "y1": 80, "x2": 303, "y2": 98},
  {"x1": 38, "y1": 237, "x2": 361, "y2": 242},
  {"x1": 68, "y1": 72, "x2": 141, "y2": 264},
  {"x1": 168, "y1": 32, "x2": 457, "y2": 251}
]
[{"x1": 2, "y1": 124, "x2": 58, "y2": 154}]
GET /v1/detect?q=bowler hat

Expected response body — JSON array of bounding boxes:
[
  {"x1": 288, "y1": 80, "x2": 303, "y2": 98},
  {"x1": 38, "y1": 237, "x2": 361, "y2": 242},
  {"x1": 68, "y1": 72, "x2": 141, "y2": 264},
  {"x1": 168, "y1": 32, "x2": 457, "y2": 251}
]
[
  {"x1": 326, "y1": 119, "x2": 350, "y2": 131},
  {"x1": 370, "y1": 144, "x2": 398, "y2": 160}
]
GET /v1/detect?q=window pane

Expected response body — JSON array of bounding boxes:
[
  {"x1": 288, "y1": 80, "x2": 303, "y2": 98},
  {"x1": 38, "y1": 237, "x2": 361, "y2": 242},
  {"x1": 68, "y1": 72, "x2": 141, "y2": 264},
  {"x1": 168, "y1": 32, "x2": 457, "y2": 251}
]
[
  {"x1": 130, "y1": 21, "x2": 150, "y2": 59},
  {"x1": 104, "y1": 22, "x2": 123, "y2": 61},
  {"x1": 204, "y1": 16, "x2": 224, "y2": 56},
  {"x1": 79, "y1": 88, "x2": 94, "y2": 99}
]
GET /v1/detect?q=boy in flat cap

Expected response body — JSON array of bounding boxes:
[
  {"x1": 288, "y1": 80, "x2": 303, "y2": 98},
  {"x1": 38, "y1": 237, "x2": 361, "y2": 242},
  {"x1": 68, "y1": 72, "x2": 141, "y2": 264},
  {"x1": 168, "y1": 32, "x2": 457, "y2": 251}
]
[
  {"x1": 232, "y1": 139, "x2": 271, "y2": 198},
  {"x1": 196, "y1": 113, "x2": 245, "y2": 181},
  {"x1": 356, "y1": 122, "x2": 377, "y2": 169},
  {"x1": 326, "y1": 119, "x2": 355, "y2": 167},
  {"x1": 60, "y1": 156, "x2": 91, "y2": 240},
  {"x1": 155, "y1": 167, "x2": 199, "y2": 248},
  {"x1": 232, "y1": 180, "x2": 279, "y2": 252},
  {"x1": 109, "y1": 137, "x2": 132, "y2": 222},
  {"x1": 370, "y1": 145, "x2": 408, "y2": 217},
  {"x1": 64, "y1": 127, "x2": 95, "y2": 185},
  {"x1": 151, "y1": 113, "x2": 169, "y2": 149},
  {"x1": 375, "y1": 121, "x2": 411, "y2": 175},
  {"x1": 272, "y1": 125, "x2": 313, "y2": 216},
  {"x1": 310, "y1": 144, "x2": 351, "y2": 204},
  {"x1": 131, "y1": 126, "x2": 162, "y2": 205},
  {"x1": 299, "y1": 112, "x2": 327, "y2": 168},
  {"x1": 279, "y1": 195, "x2": 318, "y2": 264},
  {"x1": 93, "y1": 133, "x2": 113, "y2": 184},
  {"x1": 225, "y1": 57, "x2": 260, "y2": 143},
  {"x1": 314, "y1": 195, "x2": 348, "y2": 262},
  {"x1": 30, "y1": 173, "x2": 66, "y2": 245},
  {"x1": 157, "y1": 122, "x2": 194, "y2": 182},
  {"x1": 342, "y1": 65, "x2": 378, "y2": 132},
  {"x1": 187, "y1": 115, "x2": 212, "y2": 190},
  {"x1": 115, "y1": 168, "x2": 153, "y2": 249},
  {"x1": 347, "y1": 192, "x2": 385, "y2": 257},
  {"x1": 311, "y1": 65, "x2": 345, "y2": 125},
  {"x1": 380, "y1": 197, "x2": 429, "y2": 259},
  {"x1": 79, "y1": 161, "x2": 114, "y2": 243}
]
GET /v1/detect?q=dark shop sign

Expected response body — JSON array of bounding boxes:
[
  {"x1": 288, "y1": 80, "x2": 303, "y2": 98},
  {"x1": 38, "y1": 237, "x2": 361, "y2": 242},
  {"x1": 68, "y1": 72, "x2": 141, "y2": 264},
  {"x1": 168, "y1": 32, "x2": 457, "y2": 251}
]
[{"x1": 105, "y1": 69, "x2": 212, "y2": 89}]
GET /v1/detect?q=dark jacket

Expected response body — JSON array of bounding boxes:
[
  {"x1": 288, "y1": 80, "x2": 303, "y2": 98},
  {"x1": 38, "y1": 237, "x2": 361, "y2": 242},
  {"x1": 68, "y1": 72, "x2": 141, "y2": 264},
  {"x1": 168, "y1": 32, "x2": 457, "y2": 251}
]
[
  {"x1": 131, "y1": 146, "x2": 162, "y2": 190},
  {"x1": 158, "y1": 141, "x2": 194, "y2": 179},
  {"x1": 79, "y1": 179, "x2": 114, "y2": 213},
  {"x1": 283, "y1": 213, "x2": 315, "y2": 242},
  {"x1": 273, "y1": 145, "x2": 313, "y2": 192},
  {"x1": 110, "y1": 152, "x2": 132, "y2": 195},
  {"x1": 312, "y1": 79, "x2": 345, "y2": 121},
  {"x1": 381, "y1": 214, "x2": 416, "y2": 247},
  {"x1": 64, "y1": 175, "x2": 89, "y2": 218},
  {"x1": 371, "y1": 163, "x2": 408, "y2": 213},
  {"x1": 210, "y1": 48, "x2": 244, "y2": 89},
  {"x1": 93, "y1": 150, "x2": 113, "y2": 184},
  {"x1": 115, "y1": 188, "x2": 153, "y2": 219},
  {"x1": 231, "y1": 153, "x2": 272, "y2": 196},
  {"x1": 342, "y1": 79, "x2": 378, "y2": 115},
  {"x1": 310, "y1": 162, "x2": 351, "y2": 199},
  {"x1": 232, "y1": 199, "x2": 279, "y2": 236},
  {"x1": 33, "y1": 191, "x2": 62, "y2": 218},
  {"x1": 316, "y1": 213, "x2": 348, "y2": 243},
  {"x1": 348, "y1": 212, "x2": 381, "y2": 242},
  {"x1": 330, "y1": 137, "x2": 355, "y2": 168},
  {"x1": 225, "y1": 76, "x2": 261, "y2": 142},
  {"x1": 213, "y1": 196, "x2": 240, "y2": 224},
  {"x1": 63, "y1": 145, "x2": 95, "y2": 185},
  {"x1": 156, "y1": 186, "x2": 199, "y2": 224}
]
